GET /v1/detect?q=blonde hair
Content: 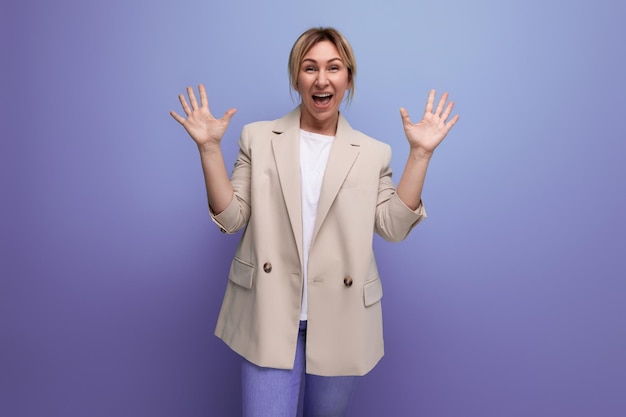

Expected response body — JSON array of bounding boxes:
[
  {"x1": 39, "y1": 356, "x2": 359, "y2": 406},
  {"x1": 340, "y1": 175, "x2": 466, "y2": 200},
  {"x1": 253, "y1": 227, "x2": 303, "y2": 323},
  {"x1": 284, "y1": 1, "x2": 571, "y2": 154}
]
[{"x1": 288, "y1": 27, "x2": 357, "y2": 102}]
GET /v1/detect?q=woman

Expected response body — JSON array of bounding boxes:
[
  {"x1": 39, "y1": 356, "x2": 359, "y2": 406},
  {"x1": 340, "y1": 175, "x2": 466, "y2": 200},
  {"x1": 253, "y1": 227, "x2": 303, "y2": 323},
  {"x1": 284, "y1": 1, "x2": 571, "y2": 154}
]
[{"x1": 171, "y1": 27, "x2": 458, "y2": 417}]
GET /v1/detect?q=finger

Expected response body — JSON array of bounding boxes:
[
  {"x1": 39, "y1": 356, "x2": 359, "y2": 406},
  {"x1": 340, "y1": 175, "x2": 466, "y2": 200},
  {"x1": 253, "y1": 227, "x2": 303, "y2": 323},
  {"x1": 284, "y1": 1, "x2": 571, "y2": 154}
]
[
  {"x1": 441, "y1": 100, "x2": 454, "y2": 121},
  {"x1": 187, "y1": 86, "x2": 199, "y2": 110},
  {"x1": 178, "y1": 94, "x2": 192, "y2": 115},
  {"x1": 435, "y1": 92, "x2": 448, "y2": 116},
  {"x1": 199, "y1": 83, "x2": 209, "y2": 109},
  {"x1": 399, "y1": 107, "x2": 412, "y2": 126},
  {"x1": 424, "y1": 89, "x2": 436, "y2": 114},
  {"x1": 170, "y1": 110, "x2": 186, "y2": 125},
  {"x1": 221, "y1": 108, "x2": 238, "y2": 125},
  {"x1": 445, "y1": 114, "x2": 460, "y2": 130}
]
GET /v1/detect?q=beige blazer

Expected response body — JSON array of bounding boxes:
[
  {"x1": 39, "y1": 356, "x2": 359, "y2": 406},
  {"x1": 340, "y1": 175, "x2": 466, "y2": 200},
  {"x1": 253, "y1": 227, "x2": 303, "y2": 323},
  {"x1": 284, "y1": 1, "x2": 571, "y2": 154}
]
[{"x1": 210, "y1": 107, "x2": 426, "y2": 376}]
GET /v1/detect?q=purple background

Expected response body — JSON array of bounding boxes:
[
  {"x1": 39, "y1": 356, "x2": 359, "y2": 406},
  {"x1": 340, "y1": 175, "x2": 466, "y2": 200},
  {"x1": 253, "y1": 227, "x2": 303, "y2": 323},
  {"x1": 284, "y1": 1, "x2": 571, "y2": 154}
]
[{"x1": 2, "y1": 0, "x2": 625, "y2": 416}]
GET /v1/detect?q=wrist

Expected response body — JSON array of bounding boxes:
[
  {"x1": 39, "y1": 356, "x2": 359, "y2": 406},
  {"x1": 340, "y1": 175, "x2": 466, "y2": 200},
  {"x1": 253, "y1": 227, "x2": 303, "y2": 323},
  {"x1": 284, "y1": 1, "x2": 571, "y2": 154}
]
[
  {"x1": 409, "y1": 147, "x2": 433, "y2": 161},
  {"x1": 198, "y1": 141, "x2": 222, "y2": 155}
]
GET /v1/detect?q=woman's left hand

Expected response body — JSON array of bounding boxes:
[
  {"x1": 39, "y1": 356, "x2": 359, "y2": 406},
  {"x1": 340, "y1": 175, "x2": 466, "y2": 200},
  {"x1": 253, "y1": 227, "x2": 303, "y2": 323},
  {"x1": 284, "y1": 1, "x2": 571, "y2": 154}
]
[{"x1": 400, "y1": 90, "x2": 460, "y2": 157}]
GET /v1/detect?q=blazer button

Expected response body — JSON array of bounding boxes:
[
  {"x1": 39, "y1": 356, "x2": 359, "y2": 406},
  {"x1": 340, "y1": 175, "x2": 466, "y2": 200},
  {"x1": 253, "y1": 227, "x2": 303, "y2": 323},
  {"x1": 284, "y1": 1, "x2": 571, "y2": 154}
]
[
  {"x1": 343, "y1": 275, "x2": 353, "y2": 287},
  {"x1": 263, "y1": 262, "x2": 272, "y2": 273}
]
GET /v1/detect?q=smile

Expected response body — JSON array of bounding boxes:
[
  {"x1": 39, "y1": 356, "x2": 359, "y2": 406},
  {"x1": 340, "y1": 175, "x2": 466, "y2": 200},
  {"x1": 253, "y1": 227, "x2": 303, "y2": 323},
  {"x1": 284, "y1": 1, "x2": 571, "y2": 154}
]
[{"x1": 312, "y1": 93, "x2": 333, "y2": 105}]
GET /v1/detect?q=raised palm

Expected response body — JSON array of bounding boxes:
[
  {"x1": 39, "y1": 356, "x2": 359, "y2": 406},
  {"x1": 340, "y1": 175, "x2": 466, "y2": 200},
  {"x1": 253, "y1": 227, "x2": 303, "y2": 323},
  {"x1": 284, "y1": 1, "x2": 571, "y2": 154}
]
[
  {"x1": 170, "y1": 84, "x2": 236, "y2": 148},
  {"x1": 400, "y1": 90, "x2": 459, "y2": 155}
]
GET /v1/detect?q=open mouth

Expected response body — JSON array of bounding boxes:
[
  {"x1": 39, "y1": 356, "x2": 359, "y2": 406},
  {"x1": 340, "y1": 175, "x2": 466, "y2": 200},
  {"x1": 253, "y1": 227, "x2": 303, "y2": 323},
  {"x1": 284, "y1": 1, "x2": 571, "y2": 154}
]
[{"x1": 312, "y1": 93, "x2": 333, "y2": 105}]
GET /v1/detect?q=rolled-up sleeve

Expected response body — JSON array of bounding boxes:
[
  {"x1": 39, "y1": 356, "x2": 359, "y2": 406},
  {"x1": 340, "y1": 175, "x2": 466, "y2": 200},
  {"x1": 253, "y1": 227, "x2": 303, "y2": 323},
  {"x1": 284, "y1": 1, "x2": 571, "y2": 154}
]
[
  {"x1": 374, "y1": 144, "x2": 427, "y2": 242},
  {"x1": 209, "y1": 126, "x2": 252, "y2": 234}
]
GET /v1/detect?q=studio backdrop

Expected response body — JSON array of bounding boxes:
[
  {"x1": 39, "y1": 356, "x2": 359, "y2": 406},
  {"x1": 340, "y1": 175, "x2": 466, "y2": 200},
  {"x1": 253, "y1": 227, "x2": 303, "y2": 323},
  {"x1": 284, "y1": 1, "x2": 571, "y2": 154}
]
[{"x1": 2, "y1": 0, "x2": 625, "y2": 416}]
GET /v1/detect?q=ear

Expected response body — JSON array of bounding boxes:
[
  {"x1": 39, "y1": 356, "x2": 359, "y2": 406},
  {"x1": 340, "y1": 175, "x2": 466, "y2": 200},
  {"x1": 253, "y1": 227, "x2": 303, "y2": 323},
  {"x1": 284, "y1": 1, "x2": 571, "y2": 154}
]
[{"x1": 294, "y1": 80, "x2": 300, "y2": 93}]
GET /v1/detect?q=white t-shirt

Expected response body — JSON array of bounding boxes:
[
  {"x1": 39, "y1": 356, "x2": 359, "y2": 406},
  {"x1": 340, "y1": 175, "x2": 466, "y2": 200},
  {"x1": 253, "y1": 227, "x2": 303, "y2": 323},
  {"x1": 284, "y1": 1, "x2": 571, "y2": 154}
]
[{"x1": 299, "y1": 129, "x2": 334, "y2": 321}]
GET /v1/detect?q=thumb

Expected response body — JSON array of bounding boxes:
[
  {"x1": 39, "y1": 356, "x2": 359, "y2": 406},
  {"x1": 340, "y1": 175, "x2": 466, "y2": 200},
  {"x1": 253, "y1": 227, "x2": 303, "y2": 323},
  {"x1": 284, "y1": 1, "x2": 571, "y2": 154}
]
[
  {"x1": 222, "y1": 108, "x2": 237, "y2": 124},
  {"x1": 399, "y1": 107, "x2": 412, "y2": 126}
]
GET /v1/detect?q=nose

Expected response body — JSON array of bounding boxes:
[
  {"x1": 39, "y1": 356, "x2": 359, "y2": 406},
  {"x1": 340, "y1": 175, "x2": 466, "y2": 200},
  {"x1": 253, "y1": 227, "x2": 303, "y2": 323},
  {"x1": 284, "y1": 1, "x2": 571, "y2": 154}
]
[{"x1": 315, "y1": 70, "x2": 329, "y2": 87}]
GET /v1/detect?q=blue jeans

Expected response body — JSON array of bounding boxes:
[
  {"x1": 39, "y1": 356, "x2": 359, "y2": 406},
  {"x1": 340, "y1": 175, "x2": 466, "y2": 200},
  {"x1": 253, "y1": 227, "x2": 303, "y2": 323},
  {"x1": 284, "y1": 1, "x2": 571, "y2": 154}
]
[{"x1": 242, "y1": 321, "x2": 358, "y2": 417}]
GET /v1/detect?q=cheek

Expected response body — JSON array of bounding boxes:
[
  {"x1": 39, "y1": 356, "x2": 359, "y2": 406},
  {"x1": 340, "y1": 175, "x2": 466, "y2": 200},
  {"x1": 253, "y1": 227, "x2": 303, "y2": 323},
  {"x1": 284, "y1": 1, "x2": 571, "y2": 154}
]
[
  {"x1": 296, "y1": 76, "x2": 311, "y2": 92},
  {"x1": 336, "y1": 75, "x2": 350, "y2": 91}
]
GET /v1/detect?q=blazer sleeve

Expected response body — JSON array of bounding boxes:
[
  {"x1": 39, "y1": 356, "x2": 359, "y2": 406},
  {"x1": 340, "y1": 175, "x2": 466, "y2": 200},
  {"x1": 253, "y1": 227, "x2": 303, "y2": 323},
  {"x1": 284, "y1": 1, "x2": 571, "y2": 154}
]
[
  {"x1": 374, "y1": 144, "x2": 427, "y2": 242},
  {"x1": 210, "y1": 125, "x2": 252, "y2": 234}
]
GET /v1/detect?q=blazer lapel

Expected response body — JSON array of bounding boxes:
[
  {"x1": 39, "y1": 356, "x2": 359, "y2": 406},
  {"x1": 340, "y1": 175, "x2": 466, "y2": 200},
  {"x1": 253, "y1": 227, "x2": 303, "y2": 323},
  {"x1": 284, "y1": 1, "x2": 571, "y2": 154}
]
[
  {"x1": 271, "y1": 108, "x2": 304, "y2": 265},
  {"x1": 271, "y1": 109, "x2": 361, "y2": 262},
  {"x1": 312, "y1": 113, "x2": 360, "y2": 242}
]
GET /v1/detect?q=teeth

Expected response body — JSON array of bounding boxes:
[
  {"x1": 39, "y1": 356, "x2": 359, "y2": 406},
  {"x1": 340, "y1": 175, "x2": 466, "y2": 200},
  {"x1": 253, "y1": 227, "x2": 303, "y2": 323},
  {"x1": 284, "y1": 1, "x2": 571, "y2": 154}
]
[{"x1": 314, "y1": 94, "x2": 331, "y2": 98}]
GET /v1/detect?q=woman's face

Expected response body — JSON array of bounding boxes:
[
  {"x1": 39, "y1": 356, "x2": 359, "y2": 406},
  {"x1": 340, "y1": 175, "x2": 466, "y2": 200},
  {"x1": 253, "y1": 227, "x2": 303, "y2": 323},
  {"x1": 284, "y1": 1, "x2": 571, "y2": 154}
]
[{"x1": 296, "y1": 40, "x2": 351, "y2": 135}]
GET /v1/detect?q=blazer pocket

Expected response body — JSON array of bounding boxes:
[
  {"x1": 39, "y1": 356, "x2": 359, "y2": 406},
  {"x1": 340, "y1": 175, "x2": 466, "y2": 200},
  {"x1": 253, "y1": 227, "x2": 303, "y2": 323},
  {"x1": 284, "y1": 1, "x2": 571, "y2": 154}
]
[
  {"x1": 363, "y1": 277, "x2": 383, "y2": 307},
  {"x1": 228, "y1": 257, "x2": 255, "y2": 289}
]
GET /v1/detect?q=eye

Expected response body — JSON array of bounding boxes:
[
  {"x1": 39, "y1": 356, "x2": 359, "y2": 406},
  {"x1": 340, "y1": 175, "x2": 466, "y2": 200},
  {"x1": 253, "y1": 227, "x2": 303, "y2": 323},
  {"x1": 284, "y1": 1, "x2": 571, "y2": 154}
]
[
  {"x1": 304, "y1": 66, "x2": 316, "y2": 73},
  {"x1": 329, "y1": 65, "x2": 340, "y2": 72}
]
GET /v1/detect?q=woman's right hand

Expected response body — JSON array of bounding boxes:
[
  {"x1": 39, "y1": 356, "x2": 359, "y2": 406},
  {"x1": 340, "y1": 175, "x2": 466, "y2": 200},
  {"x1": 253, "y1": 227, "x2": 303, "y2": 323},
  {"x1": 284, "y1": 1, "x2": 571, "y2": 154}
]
[{"x1": 170, "y1": 84, "x2": 237, "y2": 150}]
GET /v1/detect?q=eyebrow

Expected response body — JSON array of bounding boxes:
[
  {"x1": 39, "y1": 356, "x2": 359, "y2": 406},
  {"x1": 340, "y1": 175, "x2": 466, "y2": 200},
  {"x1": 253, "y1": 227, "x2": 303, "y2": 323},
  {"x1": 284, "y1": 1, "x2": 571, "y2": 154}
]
[{"x1": 301, "y1": 57, "x2": 343, "y2": 64}]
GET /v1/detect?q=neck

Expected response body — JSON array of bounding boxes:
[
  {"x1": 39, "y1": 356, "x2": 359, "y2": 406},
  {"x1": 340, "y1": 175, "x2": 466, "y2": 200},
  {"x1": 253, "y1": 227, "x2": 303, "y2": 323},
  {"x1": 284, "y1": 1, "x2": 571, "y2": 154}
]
[{"x1": 299, "y1": 112, "x2": 339, "y2": 136}]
